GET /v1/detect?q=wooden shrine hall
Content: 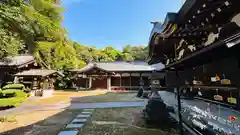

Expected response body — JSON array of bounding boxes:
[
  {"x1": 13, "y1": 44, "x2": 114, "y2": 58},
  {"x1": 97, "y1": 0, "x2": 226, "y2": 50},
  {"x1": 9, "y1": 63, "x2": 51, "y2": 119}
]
[
  {"x1": 146, "y1": 0, "x2": 240, "y2": 135},
  {"x1": 69, "y1": 61, "x2": 164, "y2": 91}
]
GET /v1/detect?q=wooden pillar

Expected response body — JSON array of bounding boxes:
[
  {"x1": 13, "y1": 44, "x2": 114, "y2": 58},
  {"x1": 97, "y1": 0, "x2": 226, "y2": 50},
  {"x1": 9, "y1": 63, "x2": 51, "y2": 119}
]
[
  {"x1": 85, "y1": 79, "x2": 88, "y2": 88},
  {"x1": 130, "y1": 73, "x2": 132, "y2": 90},
  {"x1": 107, "y1": 76, "x2": 111, "y2": 91},
  {"x1": 84, "y1": 74, "x2": 88, "y2": 88},
  {"x1": 120, "y1": 73, "x2": 122, "y2": 89},
  {"x1": 89, "y1": 76, "x2": 92, "y2": 89}
]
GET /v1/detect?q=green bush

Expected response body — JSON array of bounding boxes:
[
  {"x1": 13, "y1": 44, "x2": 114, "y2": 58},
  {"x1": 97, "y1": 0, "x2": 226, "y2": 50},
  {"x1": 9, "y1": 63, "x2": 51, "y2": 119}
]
[
  {"x1": 0, "y1": 92, "x2": 3, "y2": 98},
  {"x1": 4, "y1": 93, "x2": 16, "y2": 98},
  {"x1": 0, "y1": 90, "x2": 28, "y2": 107},
  {"x1": 2, "y1": 90, "x2": 27, "y2": 97},
  {"x1": 2, "y1": 84, "x2": 25, "y2": 90}
]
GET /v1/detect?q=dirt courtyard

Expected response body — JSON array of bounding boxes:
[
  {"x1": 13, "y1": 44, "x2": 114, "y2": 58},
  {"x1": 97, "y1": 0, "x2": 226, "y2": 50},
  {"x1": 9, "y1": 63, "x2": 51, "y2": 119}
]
[{"x1": 0, "y1": 91, "x2": 178, "y2": 135}]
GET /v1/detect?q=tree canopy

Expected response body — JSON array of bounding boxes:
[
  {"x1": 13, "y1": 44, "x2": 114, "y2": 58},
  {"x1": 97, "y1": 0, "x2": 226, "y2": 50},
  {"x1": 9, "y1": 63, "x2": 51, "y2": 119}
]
[{"x1": 0, "y1": 0, "x2": 148, "y2": 70}]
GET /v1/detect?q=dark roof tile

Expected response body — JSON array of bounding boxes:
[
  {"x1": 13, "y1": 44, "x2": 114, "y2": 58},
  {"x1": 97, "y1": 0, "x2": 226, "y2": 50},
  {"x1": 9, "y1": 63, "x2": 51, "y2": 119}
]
[{"x1": 70, "y1": 61, "x2": 164, "y2": 73}]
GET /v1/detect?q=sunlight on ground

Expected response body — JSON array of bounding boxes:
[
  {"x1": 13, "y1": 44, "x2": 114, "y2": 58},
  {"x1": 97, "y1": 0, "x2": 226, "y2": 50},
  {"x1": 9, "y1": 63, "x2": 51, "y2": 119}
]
[
  {"x1": 0, "y1": 90, "x2": 106, "y2": 134},
  {"x1": 0, "y1": 109, "x2": 83, "y2": 135},
  {"x1": 24, "y1": 90, "x2": 107, "y2": 105},
  {"x1": 0, "y1": 109, "x2": 64, "y2": 133}
]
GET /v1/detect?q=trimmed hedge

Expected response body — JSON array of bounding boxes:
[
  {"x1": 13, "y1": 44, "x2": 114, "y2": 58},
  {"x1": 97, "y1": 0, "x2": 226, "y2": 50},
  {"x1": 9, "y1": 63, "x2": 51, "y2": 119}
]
[
  {"x1": 1, "y1": 90, "x2": 26, "y2": 97},
  {"x1": 2, "y1": 84, "x2": 25, "y2": 90},
  {"x1": 0, "y1": 89, "x2": 28, "y2": 107}
]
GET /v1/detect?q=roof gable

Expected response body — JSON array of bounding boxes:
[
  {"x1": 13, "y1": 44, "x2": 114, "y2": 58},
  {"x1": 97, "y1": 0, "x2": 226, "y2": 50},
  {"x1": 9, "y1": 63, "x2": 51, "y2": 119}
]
[
  {"x1": 15, "y1": 69, "x2": 64, "y2": 77},
  {"x1": 0, "y1": 55, "x2": 35, "y2": 67},
  {"x1": 69, "y1": 61, "x2": 163, "y2": 73}
]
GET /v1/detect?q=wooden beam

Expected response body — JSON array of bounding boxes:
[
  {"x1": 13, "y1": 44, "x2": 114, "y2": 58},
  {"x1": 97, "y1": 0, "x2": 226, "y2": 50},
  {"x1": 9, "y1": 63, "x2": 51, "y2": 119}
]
[{"x1": 130, "y1": 73, "x2": 132, "y2": 90}]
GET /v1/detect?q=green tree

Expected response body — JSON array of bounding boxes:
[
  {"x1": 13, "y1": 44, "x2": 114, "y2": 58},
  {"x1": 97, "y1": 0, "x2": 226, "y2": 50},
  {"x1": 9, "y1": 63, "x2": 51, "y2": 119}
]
[
  {"x1": 0, "y1": 0, "x2": 149, "y2": 69},
  {"x1": 73, "y1": 42, "x2": 94, "y2": 62},
  {"x1": 103, "y1": 46, "x2": 122, "y2": 61},
  {"x1": 119, "y1": 53, "x2": 134, "y2": 61},
  {"x1": 122, "y1": 45, "x2": 148, "y2": 61}
]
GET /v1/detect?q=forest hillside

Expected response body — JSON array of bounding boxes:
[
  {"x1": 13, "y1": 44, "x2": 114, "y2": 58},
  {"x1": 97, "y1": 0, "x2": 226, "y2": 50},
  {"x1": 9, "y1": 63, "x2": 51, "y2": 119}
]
[{"x1": 0, "y1": 0, "x2": 148, "y2": 70}]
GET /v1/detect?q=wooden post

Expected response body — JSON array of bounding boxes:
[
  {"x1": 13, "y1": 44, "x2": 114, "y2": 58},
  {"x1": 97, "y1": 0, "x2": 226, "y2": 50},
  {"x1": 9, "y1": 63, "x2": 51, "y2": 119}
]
[
  {"x1": 89, "y1": 76, "x2": 92, "y2": 89},
  {"x1": 130, "y1": 73, "x2": 132, "y2": 90},
  {"x1": 85, "y1": 74, "x2": 88, "y2": 88},
  {"x1": 120, "y1": 73, "x2": 122, "y2": 89},
  {"x1": 107, "y1": 76, "x2": 111, "y2": 91}
]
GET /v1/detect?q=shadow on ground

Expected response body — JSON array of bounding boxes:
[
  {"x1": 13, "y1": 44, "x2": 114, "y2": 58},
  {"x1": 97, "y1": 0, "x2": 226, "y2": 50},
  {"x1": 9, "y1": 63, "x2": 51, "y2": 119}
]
[
  {"x1": 0, "y1": 92, "x2": 178, "y2": 135},
  {"x1": 0, "y1": 92, "x2": 140, "y2": 135},
  {"x1": 0, "y1": 108, "x2": 81, "y2": 135}
]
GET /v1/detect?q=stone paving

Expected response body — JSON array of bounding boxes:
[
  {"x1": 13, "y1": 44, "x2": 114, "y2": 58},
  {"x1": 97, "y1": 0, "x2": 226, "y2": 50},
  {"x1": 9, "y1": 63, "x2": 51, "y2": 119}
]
[
  {"x1": 58, "y1": 108, "x2": 94, "y2": 135},
  {"x1": 69, "y1": 101, "x2": 145, "y2": 109},
  {"x1": 57, "y1": 101, "x2": 145, "y2": 135}
]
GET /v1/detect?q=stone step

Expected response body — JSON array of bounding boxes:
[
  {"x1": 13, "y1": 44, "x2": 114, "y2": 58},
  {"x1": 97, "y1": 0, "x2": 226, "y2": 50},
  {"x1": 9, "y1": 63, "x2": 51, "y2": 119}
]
[
  {"x1": 77, "y1": 114, "x2": 91, "y2": 118},
  {"x1": 83, "y1": 109, "x2": 94, "y2": 111},
  {"x1": 82, "y1": 111, "x2": 93, "y2": 114},
  {"x1": 71, "y1": 118, "x2": 87, "y2": 123},
  {"x1": 58, "y1": 130, "x2": 78, "y2": 135},
  {"x1": 66, "y1": 123, "x2": 84, "y2": 129}
]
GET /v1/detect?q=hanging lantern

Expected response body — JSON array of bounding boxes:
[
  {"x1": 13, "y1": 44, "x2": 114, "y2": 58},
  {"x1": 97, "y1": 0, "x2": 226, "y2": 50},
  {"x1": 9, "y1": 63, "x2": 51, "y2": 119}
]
[
  {"x1": 214, "y1": 95, "x2": 223, "y2": 101},
  {"x1": 183, "y1": 89, "x2": 187, "y2": 94},
  {"x1": 227, "y1": 91, "x2": 237, "y2": 104},
  {"x1": 214, "y1": 89, "x2": 223, "y2": 101},
  {"x1": 198, "y1": 88, "x2": 202, "y2": 96},
  {"x1": 190, "y1": 87, "x2": 193, "y2": 92},
  {"x1": 227, "y1": 97, "x2": 237, "y2": 104}
]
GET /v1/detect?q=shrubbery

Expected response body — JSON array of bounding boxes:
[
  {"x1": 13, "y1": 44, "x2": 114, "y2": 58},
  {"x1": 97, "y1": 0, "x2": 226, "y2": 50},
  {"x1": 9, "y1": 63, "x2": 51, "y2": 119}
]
[
  {"x1": 1, "y1": 90, "x2": 26, "y2": 97},
  {"x1": 0, "y1": 89, "x2": 28, "y2": 107},
  {"x1": 2, "y1": 84, "x2": 25, "y2": 90}
]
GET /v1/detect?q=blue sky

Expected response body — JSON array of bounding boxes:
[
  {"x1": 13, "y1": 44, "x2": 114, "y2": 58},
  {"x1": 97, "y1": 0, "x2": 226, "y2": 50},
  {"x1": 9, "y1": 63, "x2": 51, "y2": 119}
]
[{"x1": 62, "y1": 0, "x2": 181, "y2": 50}]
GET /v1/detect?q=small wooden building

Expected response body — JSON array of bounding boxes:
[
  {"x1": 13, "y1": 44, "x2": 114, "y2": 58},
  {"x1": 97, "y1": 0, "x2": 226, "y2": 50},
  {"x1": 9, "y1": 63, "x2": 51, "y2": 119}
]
[
  {"x1": 70, "y1": 61, "x2": 164, "y2": 91},
  {"x1": 0, "y1": 55, "x2": 40, "y2": 85},
  {"x1": 15, "y1": 69, "x2": 64, "y2": 97}
]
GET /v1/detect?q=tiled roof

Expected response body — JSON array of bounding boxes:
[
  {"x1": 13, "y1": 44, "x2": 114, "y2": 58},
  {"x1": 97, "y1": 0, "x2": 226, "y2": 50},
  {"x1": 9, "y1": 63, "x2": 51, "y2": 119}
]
[
  {"x1": 0, "y1": 55, "x2": 35, "y2": 67},
  {"x1": 15, "y1": 69, "x2": 64, "y2": 77},
  {"x1": 70, "y1": 61, "x2": 164, "y2": 73}
]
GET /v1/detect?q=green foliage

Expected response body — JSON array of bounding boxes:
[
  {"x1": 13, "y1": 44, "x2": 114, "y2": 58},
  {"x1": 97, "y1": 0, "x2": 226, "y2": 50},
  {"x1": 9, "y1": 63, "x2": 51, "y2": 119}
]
[
  {"x1": 0, "y1": 29, "x2": 24, "y2": 58},
  {"x1": 0, "y1": 96, "x2": 27, "y2": 107},
  {"x1": 123, "y1": 45, "x2": 148, "y2": 60},
  {"x1": 0, "y1": 0, "x2": 148, "y2": 69},
  {"x1": 0, "y1": 89, "x2": 27, "y2": 107},
  {"x1": 73, "y1": 42, "x2": 148, "y2": 63},
  {"x1": 35, "y1": 39, "x2": 85, "y2": 69},
  {"x1": 2, "y1": 84, "x2": 25, "y2": 90},
  {"x1": 1, "y1": 89, "x2": 26, "y2": 97},
  {"x1": 120, "y1": 53, "x2": 134, "y2": 61}
]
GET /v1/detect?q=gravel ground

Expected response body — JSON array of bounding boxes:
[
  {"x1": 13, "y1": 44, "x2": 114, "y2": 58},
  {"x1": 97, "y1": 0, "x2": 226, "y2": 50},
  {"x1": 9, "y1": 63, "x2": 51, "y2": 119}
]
[
  {"x1": 71, "y1": 92, "x2": 143, "y2": 103},
  {"x1": 80, "y1": 107, "x2": 179, "y2": 135}
]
